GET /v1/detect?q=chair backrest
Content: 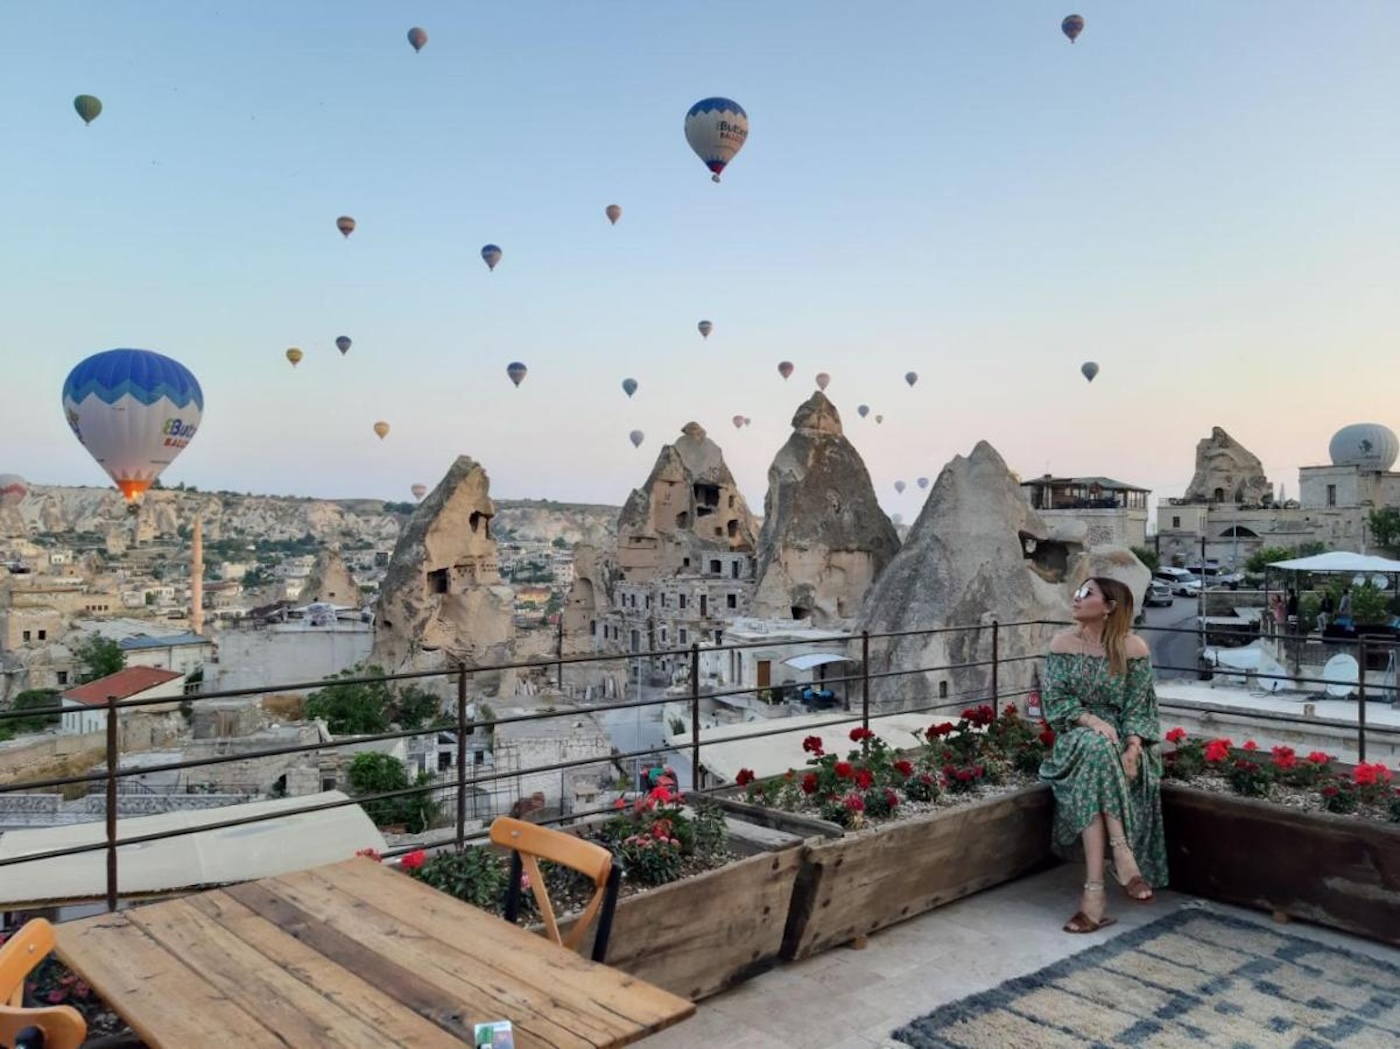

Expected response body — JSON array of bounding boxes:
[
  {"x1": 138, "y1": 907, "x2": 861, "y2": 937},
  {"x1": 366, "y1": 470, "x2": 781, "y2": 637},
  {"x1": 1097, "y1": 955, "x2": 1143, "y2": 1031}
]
[
  {"x1": 488, "y1": 816, "x2": 620, "y2": 962},
  {"x1": 0, "y1": 919, "x2": 87, "y2": 1049}
]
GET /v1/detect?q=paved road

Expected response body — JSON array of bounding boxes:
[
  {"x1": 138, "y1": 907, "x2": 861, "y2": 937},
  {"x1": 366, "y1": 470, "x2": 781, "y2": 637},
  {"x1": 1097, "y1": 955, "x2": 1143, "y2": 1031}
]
[{"x1": 1138, "y1": 597, "x2": 1202, "y2": 679}]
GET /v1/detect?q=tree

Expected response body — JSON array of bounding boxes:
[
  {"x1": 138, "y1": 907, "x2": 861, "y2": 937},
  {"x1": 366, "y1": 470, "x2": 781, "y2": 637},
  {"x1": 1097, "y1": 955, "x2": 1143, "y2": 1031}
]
[
  {"x1": 1368, "y1": 509, "x2": 1400, "y2": 558},
  {"x1": 3, "y1": 689, "x2": 61, "y2": 736},
  {"x1": 347, "y1": 752, "x2": 437, "y2": 832},
  {"x1": 551, "y1": 536, "x2": 570, "y2": 550},
  {"x1": 1245, "y1": 546, "x2": 1299, "y2": 574},
  {"x1": 304, "y1": 666, "x2": 442, "y2": 735},
  {"x1": 74, "y1": 636, "x2": 126, "y2": 684},
  {"x1": 1129, "y1": 546, "x2": 1160, "y2": 573}
]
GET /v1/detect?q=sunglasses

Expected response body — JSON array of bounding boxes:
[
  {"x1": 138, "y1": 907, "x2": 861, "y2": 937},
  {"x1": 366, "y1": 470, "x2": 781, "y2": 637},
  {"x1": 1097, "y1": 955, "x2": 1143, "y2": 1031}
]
[{"x1": 1073, "y1": 584, "x2": 1097, "y2": 601}]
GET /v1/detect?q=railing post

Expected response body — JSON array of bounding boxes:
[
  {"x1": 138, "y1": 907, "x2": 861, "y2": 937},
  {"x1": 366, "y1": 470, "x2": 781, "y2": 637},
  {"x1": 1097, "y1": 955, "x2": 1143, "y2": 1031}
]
[
  {"x1": 105, "y1": 694, "x2": 119, "y2": 913},
  {"x1": 991, "y1": 620, "x2": 1000, "y2": 706},
  {"x1": 1357, "y1": 639, "x2": 1367, "y2": 763},
  {"x1": 689, "y1": 644, "x2": 700, "y2": 791},
  {"x1": 455, "y1": 663, "x2": 469, "y2": 849},
  {"x1": 861, "y1": 631, "x2": 870, "y2": 736}
]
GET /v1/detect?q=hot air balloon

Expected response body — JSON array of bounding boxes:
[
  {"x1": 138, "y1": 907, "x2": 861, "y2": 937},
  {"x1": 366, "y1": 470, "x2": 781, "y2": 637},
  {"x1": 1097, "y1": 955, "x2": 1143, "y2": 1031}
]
[
  {"x1": 481, "y1": 244, "x2": 502, "y2": 271},
  {"x1": 905, "y1": 371, "x2": 918, "y2": 387},
  {"x1": 621, "y1": 378, "x2": 638, "y2": 398},
  {"x1": 744, "y1": 417, "x2": 752, "y2": 426},
  {"x1": 1062, "y1": 14, "x2": 1085, "y2": 43},
  {"x1": 373, "y1": 421, "x2": 390, "y2": 440},
  {"x1": 875, "y1": 415, "x2": 884, "y2": 425},
  {"x1": 815, "y1": 372, "x2": 830, "y2": 391},
  {"x1": 61, "y1": 349, "x2": 203, "y2": 504},
  {"x1": 777, "y1": 361, "x2": 794, "y2": 380},
  {"x1": 507, "y1": 362, "x2": 528, "y2": 387},
  {"x1": 337, "y1": 216, "x2": 356, "y2": 238},
  {"x1": 684, "y1": 97, "x2": 749, "y2": 183},
  {"x1": 605, "y1": 204, "x2": 622, "y2": 225},
  {"x1": 697, "y1": 320, "x2": 713, "y2": 339},
  {"x1": 74, "y1": 95, "x2": 102, "y2": 125},
  {"x1": 629, "y1": 430, "x2": 645, "y2": 448},
  {"x1": 285, "y1": 348, "x2": 303, "y2": 367},
  {"x1": 857, "y1": 405, "x2": 870, "y2": 419},
  {"x1": 1081, "y1": 361, "x2": 1099, "y2": 383},
  {"x1": 895, "y1": 481, "x2": 906, "y2": 494},
  {"x1": 411, "y1": 483, "x2": 427, "y2": 500},
  {"x1": 732, "y1": 415, "x2": 744, "y2": 430},
  {"x1": 407, "y1": 27, "x2": 428, "y2": 52},
  {"x1": 0, "y1": 475, "x2": 30, "y2": 502},
  {"x1": 335, "y1": 336, "x2": 352, "y2": 355},
  {"x1": 917, "y1": 476, "x2": 930, "y2": 490}
]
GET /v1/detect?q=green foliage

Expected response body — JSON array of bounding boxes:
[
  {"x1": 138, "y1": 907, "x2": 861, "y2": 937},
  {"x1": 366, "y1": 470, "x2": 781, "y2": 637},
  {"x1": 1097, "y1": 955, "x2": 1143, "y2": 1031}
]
[
  {"x1": 304, "y1": 665, "x2": 442, "y2": 735},
  {"x1": 1224, "y1": 758, "x2": 1273, "y2": 798},
  {"x1": 382, "y1": 501, "x2": 417, "y2": 515},
  {"x1": 1245, "y1": 546, "x2": 1300, "y2": 574},
  {"x1": 551, "y1": 536, "x2": 570, "y2": 550},
  {"x1": 1297, "y1": 541, "x2": 1327, "y2": 557},
  {"x1": 1129, "y1": 546, "x2": 1160, "y2": 573},
  {"x1": 1368, "y1": 509, "x2": 1400, "y2": 558},
  {"x1": 411, "y1": 847, "x2": 508, "y2": 910},
  {"x1": 6, "y1": 689, "x2": 62, "y2": 733},
  {"x1": 346, "y1": 752, "x2": 438, "y2": 832},
  {"x1": 74, "y1": 636, "x2": 126, "y2": 684}
]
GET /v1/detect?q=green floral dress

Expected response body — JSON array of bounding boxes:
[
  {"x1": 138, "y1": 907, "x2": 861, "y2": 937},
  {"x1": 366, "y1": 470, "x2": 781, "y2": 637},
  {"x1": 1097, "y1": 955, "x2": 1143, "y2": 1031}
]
[{"x1": 1039, "y1": 652, "x2": 1168, "y2": 888}]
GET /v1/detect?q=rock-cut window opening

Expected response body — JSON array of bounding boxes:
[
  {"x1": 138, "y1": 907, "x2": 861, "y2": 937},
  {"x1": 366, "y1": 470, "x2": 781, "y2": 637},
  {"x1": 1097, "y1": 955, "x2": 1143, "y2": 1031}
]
[
  {"x1": 726, "y1": 519, "x2": 739, "y2": 539},
  {"x1": 427, "y1": 568, "x2": 449, "y2": 595},
  {"x1": 676, "y1": 511, "x2": 690, "y2": 529},
  {"x1": 709, "y1": 559, "x2": 722, "y2": 574}
]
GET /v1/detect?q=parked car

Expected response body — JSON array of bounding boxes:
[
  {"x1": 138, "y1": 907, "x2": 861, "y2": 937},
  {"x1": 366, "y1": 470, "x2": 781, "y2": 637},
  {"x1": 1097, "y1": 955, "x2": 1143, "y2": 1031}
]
[
  {"x1": 1185, "y1": 562, "x2": 1245, "y2": 589},
  {"x1": 1154, "y1": 568, "x2": 1202, "y2": 597},
  {"x1": 1143, "y1": 579, "x2": 1174, "y2": 607}
]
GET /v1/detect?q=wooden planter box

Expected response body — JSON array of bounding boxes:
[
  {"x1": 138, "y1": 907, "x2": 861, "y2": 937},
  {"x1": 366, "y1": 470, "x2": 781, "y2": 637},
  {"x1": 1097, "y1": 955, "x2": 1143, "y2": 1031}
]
[
  {"x1": 781, "y1": 783, "x2": 1054, "y2": 961},
  {"x1": 1162, "y1": 783, "x2": 1400, "y2": 947},
  {"x1": 563, "y1": 843, "x2": 805, "y2": 1001}
]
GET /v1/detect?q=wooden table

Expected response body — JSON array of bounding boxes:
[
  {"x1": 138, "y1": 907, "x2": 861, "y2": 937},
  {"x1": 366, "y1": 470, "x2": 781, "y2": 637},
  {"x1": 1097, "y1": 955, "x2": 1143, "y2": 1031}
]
[{"x1": 54, "y1": 857, "x2": 695, "y2": 1048}]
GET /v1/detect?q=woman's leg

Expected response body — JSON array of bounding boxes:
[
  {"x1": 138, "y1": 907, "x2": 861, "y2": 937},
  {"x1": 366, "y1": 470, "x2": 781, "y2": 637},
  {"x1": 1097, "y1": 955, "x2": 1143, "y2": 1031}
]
[
  {"x1": 1105, "y1": 812, "x2": 1153, "y2": 900},
  {"x1": 1079, "y1": 813, "x2": 1107, "y2": 921}
]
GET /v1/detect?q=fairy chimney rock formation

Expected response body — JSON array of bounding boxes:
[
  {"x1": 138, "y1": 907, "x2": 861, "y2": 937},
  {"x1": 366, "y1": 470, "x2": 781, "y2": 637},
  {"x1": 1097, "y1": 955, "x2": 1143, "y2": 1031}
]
[
  {"x1": 858, "y1": 440, "x2": 1148, "y2": 712},
  {"x1": 1182, "y1": 427, "x2": 1273, "y2": 505},
  {"x1": 302, "y1": 547, "x2": 360, "y2": 606},
  {"x1": 615, "y1": 422, "x2": 759, "y2": 582},
  {"x1": 752, "y1": 393, "x2": 900, "y2": 625},
  {"x1": 372, "y1": 456, "x2": 515, "y2": 689}
]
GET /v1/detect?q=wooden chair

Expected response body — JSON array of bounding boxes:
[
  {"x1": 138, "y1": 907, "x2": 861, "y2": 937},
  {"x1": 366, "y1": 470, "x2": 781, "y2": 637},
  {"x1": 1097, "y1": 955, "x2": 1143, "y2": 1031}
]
[
  {"x1": 0, "y1": 919, "x2": 86, "y2": 1049},
  {"x1": 489, "y1": 816, "x2": 622, "y2": 963}
]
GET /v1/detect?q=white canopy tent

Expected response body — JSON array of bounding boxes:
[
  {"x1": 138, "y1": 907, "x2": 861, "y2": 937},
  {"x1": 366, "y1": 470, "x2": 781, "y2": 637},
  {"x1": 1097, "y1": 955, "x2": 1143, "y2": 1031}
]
[
  {"x1": 1267, "y1": 551, "x2": 1400, "y2": 575},
  {"x1": 0, "y1": 791, "x2": 385, "y2": 909},
  {"x1": 780, "y1": 653, "x2": 857, "y2": 671}
]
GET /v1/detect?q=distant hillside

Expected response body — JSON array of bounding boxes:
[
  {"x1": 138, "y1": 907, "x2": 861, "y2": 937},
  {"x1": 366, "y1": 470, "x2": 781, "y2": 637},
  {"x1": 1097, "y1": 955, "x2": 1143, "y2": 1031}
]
[{"x1": 0, "y1": 485, "x2": 618, "y2": 551}]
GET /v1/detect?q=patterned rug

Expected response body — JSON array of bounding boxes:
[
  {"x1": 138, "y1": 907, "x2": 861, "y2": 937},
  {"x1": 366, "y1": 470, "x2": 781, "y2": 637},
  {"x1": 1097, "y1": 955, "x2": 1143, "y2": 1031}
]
[{"x1": 892, "y1": 908, "x2": 1400, "y2": 1048}]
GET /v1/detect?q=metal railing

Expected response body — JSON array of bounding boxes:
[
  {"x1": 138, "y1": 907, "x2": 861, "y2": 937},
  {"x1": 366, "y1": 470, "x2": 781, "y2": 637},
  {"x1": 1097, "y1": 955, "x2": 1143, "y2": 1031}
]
[{"x1": 1, "y1": 613, "x2": 1394, "y2": 918}]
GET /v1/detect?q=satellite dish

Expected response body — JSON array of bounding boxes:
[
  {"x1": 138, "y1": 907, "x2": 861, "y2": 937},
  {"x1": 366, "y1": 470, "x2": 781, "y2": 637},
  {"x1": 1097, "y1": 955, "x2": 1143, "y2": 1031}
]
[
  {"x1": 1373, "y1": 574, "x2": 1391, "y2": 590},
  {"x1": 1255, "y1": 652, "x2": 1291, "y2": 693},
  {"x1": 1352, "y1": 574, "x2": 1368, "y2": 589},
  {"x1": 1323, "y1": 653, "x2": 1359, "y2": 698}
]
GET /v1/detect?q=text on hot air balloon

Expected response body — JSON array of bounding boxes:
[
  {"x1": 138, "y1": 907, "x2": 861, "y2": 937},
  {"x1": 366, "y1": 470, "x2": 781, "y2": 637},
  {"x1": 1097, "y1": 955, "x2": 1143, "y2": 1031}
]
[
  {"x1": 716, "y1": 121, "x2": 748, "y2": 142},
  {"x1": 162, "y1": 417, "x2": 198, "y2": 447}
]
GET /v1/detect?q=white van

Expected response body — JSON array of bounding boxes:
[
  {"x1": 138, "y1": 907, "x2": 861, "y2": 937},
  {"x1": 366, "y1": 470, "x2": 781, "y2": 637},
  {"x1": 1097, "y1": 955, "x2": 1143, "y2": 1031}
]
[{"x1": 1154, "y1": 567, "x2": 1202, "y2": 597}]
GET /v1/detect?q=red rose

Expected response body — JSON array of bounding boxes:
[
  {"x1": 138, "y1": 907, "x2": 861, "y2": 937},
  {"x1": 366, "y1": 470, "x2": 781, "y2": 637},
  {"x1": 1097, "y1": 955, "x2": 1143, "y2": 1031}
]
[
  {"x1": 855, "y1": 768, "x2": 874, "y2": 790},
  {"x1": 399, "y1": 849, "x2": 427, "y2": 872},
  {"x1": 849, "y1": 727, "x2": 876, "y2": 742},
  {"x1": 834, "y1": 761, "x2": 854, "y2": 780},
  {"x1": 802, "y1": 735, "x2": 825, "y2": 755},
  {"x1": 1165, "y1": 727, "x2": 1187, "y2": 744},
  {"x1": 893, "y1": 759, "x2": 914, "y2": 777},
  {"x1": 801, "y1": 772, "x2": 819, "y2": 794},
  {"x1": 735, "y1": 768, "x2": 755, "y2": 786}
]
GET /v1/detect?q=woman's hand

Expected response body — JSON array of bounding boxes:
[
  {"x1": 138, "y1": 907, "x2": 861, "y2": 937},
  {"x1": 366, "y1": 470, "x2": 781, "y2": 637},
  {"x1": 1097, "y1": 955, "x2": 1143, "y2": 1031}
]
[
  {"x1": 1079, "y1": 714, "x2": 1119, "y2": 745},
  {"x1": 1121, "y1": 741, "x2": 1141, "y2": 781}
]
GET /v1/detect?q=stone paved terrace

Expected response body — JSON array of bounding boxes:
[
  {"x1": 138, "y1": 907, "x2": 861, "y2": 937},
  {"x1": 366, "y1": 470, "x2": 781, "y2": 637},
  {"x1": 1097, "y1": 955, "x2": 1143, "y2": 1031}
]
[{"x1": 631, "y1": 863, "x2": 1400, "y2": 1049}]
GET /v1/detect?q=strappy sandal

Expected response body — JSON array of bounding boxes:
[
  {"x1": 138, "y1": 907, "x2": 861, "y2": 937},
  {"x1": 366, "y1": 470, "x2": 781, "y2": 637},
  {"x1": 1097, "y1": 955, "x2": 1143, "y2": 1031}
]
[
  {"x1": 1063, "y1": 881, "x2": 1117, "y2": 934},
  {"x1": 1110, "y1": 836, "x2": 1154, "y2": 903}
]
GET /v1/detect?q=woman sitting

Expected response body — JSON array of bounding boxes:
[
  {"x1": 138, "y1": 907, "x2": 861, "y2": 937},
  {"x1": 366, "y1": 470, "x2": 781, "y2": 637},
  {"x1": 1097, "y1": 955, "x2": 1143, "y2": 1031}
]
[{"x1": 1040, "y1": 576, "x2": 1168, "y2": 933}]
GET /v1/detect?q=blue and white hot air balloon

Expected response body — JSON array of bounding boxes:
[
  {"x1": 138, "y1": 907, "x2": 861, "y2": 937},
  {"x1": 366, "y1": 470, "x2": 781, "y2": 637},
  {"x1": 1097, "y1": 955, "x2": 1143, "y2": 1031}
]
[
  {"x1": 61, "y1": 349, "x2": 204, "y2": 505},
  {"x1": 622, "y1": 378, "x2": 638, "y2": 398},
  {"x1": 684, "y1": 97, "x2": 749, "y2": 183},
  {"x1": 481, "y1": 244, "x2": 503, "y2": 271}
]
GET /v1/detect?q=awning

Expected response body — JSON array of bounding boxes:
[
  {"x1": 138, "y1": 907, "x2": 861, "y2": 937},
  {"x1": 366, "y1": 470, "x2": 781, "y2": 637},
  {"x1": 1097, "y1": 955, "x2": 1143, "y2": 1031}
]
[
  {"x1": 1268, "y1": 551, "x2": 1400, "y2": 574},
  {"x1": 0, "y1": 791, "x2": 385, "y2": 908},
  {"x1": 780, "y1": 653, "x2": 857, "y2": 671}
]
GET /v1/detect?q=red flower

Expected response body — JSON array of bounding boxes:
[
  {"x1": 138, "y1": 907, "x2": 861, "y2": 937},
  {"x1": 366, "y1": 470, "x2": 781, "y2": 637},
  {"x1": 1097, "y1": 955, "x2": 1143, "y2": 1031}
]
[
  {"x1": 1203, "y1": 738, "x2": 1233, "y2": 764},
  {"x1": 961, "y1": 705, "x2": 995, "y2": 728},
  {"x1": 893, "y1": 759, "x2": 914, "y2": 778},
  {"x1": 1306, "y1": 751, "x2": 1331, "y2": 765},
  {"x1": 614, "y1": 797, "x2": 626, "y2": 809},
  {"x1": 1038, "y1": 726, "x2": 1056, "y2": 747},
  {"x1": 849, "y1": 727, "x2": 876, "y2": 743},
  {"x1": 834, "y1": 761, "x2": 854, "y2": 780},
  {"x1": 1353, "y1": 762, "x2": 1394, "y2": 787},
  {"x1": 854, "y1": 768, "x2": 874, "y2": 790},
  {"x1": 399, "y1": 849, "x2": 427, "y2": 872},
  {"x1": 842, "y1": 794, "x2": 865, "y2": 813},
  {"x1": 1271, "y1": 746, "x2": 1297, "y2": 770},
  {"x1": 735, "y1": 768, "x2": 755, "y2": 786},
  {"x1": 355, "y1": 847, "x2": 382, "y2": 862},
  {"x1": 1165, "y1": 727, "x2": 1188, "y2": 744},
  {"x1": 1243, "y1": 740, "x2": 1258, "y2": 752},
  {"x1": 1002, "y1": 703, "x2": 1020, "y2": 718},
  {"x1": 802, "y1": 735, "x2": 825, "y2": 755},
  {"x1": 885, "y1": 788, "x2": 900, "y2": 807},
  {"x1": 927, "y1": 722, "x2": 956, "y2": 739},
  {"x1": 801, "y1": 772, "x2": 819, "y2": 794}
]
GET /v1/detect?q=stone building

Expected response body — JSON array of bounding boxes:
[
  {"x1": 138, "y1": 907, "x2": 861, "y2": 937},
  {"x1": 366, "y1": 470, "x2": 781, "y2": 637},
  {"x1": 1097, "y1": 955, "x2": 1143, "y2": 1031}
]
[{"x1": 1019, "y1": 475, "x2": 1151, "y2": 550}]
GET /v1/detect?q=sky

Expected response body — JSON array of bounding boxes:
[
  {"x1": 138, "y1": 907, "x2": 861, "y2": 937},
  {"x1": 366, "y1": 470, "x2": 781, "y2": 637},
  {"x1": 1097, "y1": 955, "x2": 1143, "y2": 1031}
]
[{"x1": 1, "y1": 2, "x2": 1397, "y2": 526}]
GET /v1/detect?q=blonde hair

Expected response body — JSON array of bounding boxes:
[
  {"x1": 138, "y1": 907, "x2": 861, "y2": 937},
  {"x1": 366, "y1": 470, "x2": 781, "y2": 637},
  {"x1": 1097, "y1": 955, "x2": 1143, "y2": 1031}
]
[{"x1": 1092, "y1": 576, "x2": 1135, "y2": 677}]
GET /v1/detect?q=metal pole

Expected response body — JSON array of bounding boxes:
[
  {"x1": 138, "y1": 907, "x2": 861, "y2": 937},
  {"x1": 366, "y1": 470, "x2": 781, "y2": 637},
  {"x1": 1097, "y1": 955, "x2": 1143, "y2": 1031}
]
[
  {"x1": 105, "y1": 695, "x2": 119, "y2": 912},
  {"x1": 455, "y1": 664, "x2": 468, "y2": 849},
  {"x1": 555, "y1": 613, "x2": 564, "y2": 692},
  {"x1": 689, "y1": 644, "x2": 701, "y2": 791},
  {"x1": 990, "y1": 620, "x2": 1000, "y2": 706},
  {"x1": 1357, "y1": 639, "x2": 1367, "y2": 762},
  {"x1": 861, "y1": 631, "x2": 870, "y2": 735}
]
